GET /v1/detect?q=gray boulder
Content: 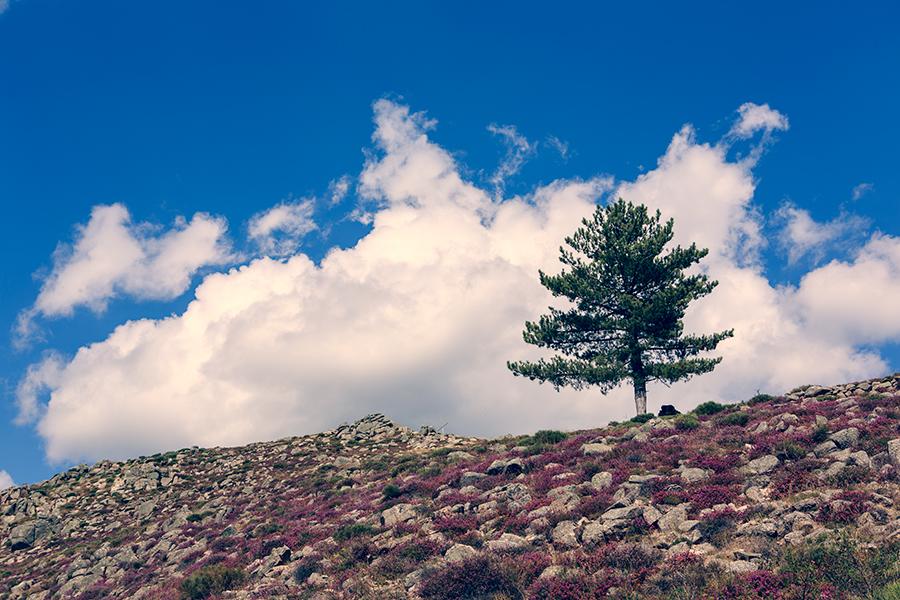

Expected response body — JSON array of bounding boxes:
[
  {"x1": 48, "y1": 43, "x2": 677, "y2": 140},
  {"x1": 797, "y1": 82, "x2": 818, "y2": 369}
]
[
  {"x1": 9, "y1": 516, "x2": 57, "y2": 551},
  {"x1": 888, "y1": 439, "x2": 900, "y2": 467},
  {"x1": 551, "y1": 520, "x2": 580, "y2": 547},
  {"x1": 829, "y1": 428, "x2": 859, "y2": 449},
  {"x1": 459, "y1": 472, "x2": 486, "y2": 487},
  {"x1": 444, "y1": 544, "x2": 477, "y2": 563},
  {"x1": 582, "y1": 443, "x2": 613, "y2": 456},
  {"x1": 680, "y1": 468, "x2": 709, "y2": 484},
  {"x1": 380, "y1": 503, "x2": 418, "y2": 526},
  {"x1": 657, "y1": 503, "x2": 691, "y2": 532},
  {"x1": 741, "y1": 455, "x2": 780, "y2": 475},
  {"x1": 486, "y1": 457, "x2": 524, "y2": 476},
  {"x1": 590, "y1": 471, "x2": 613, "y2": 489}
]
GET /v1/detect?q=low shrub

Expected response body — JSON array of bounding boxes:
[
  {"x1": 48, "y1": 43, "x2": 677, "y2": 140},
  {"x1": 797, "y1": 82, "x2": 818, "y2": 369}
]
[
  {"x1": 382, "y1": 484, "x2": 402, "y2": 501},
  {"x1": 630, "y1": 413, "x2": 654, "y2": 424},
  {"x1": 694, "y1": 401, "x2": 727, "y2": 416},
  {"x1": 748, "y1": 393, "x2": 775, "y2": 406},
  {"x1": 531, "y1": 430, "x2": 569, "y2": 445},
  {"x1": 717, "y1": 412, "x2": 750, "y2": 427},
  {"x1": 178, "y1": 565, "x2": 245, "y2": 599},
  {"x1": 293, "y1": 555, "x2": 321, "y2": 583},
  {"x1": 418, "y1": 554, "x2": 521, "y2": 600},
  {"x1": 773, "y1": 440, "x2": 807, "y2": 461},
  {"x1": 333, "y1": 523, "x2": 378, "y2": 543},
  {"x1": 674, "y1": 414, "x2": 700, "y2": 431},
  {"x1": 698, "y1": 507, "x2": 738, "y2": 547}
]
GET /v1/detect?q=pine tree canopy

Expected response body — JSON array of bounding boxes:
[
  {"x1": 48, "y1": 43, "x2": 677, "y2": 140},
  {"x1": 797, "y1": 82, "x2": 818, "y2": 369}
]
[{"x1": 507, "y1": 198, "x2": 733, "y2": 416}]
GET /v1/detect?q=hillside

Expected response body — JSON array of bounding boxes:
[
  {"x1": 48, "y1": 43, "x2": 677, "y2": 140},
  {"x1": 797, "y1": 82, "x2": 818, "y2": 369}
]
[{"x1": 5, "y1": 377, "x2": 900, "y2": 599}]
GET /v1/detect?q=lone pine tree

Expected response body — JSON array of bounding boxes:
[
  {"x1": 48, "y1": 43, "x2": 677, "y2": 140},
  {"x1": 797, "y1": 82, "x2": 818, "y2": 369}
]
[{"x1": 507, "y1": 198, "x2": 733, "y2": 416}]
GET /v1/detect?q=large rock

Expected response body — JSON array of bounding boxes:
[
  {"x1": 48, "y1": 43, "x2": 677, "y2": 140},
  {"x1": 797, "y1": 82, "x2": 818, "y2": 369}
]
[
  {"x1": 582, "y1": 443, "x2": 613, "y2": 456},
  {"x1": 459, "y1": 472, "x2": 486, "y2": 487},
  {"x1": 591, "y1": 472, "x2": 613, "y2": 490},
  {"x1": 380, "y1": 503, "x2": 418, "y2": 526},
  {"x1": 741, "y1": 455, "x2": 780, "y2": 475},
  {"x1": 727, "y1": 560, "x2": 759, "y2": 573},
  {"x1": 486, "y1": 458, "x2": 524, "y2": 476},
  {"x1": 601, "y1": 505, "x2": 642, "y2": 521},
  {"x1": 680, "y1": 468, "x2": 709, "y2": 484},
  {"x1": 829, "y1": 428, "x2": 860, "y2": 449},
  {"x1": 581, "y1": 521, "x2": 605, "y2": 545},
  {"x1": 551, "y1": 520, "x2": 580, "y2": 547},
  {"x1": 485, "y1": 533, "x2": 529, "y2": 552},
  {"x1": 888, "y1": 439, "x2": 900, "y2": 467},
  {"x1": 9, "y1": 516, "x2": 56, "y2": 551},
  {"x1": 657, "y1": 503, "x2": 691, "y2": 532},
  {"x1": 444, "y1": 544, "x2": 477, "y2": 563}
]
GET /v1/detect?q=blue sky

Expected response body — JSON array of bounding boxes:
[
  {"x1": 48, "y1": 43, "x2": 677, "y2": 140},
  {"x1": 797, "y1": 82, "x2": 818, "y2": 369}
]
[{"x1": 2, "y1": 1, "x2": 899, "y2": 488}]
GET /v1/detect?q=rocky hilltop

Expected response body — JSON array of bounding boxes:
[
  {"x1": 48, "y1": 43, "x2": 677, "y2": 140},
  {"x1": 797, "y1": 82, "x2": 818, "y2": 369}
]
[{"x1": 5, "y1": 378, "x2": 900, "y2": 599}]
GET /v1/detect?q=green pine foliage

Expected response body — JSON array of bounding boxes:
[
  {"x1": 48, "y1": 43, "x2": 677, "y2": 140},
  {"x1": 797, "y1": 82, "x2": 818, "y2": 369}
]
[{"x1": 508, "y1": 198, "x2": 732, "y2": 416}]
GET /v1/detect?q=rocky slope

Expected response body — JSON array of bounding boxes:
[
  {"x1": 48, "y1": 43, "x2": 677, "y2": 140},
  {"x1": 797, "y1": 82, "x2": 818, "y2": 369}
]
[{"x1": 5, "y1": 377, "x2": 900, "y2": 599}]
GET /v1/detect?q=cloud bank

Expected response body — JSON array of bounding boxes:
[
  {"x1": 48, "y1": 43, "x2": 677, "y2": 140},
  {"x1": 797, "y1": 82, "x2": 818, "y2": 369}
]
[
  {"x1": 15, "y1": 101, "x2": 900, "y2": 466},
  {"x1": 14, "y1": 205, "x2": 231, "y2": 347},
  {"x1": 0, "y1": 470, "x2": 13, "y2": 490}
]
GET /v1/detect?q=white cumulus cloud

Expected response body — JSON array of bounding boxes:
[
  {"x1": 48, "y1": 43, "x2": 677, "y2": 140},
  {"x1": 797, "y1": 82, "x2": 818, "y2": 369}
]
[
  {"x1": 852, "y1": 183, "x2": 874, "y2": 201},
  {"x1": 774, "y1": 202, "x2": 870, "y2": 265},
  {"x1": 15, "y1": 100, "x2": 900, "y2": 467},
  {"x1": 487, "y1": 123, "x2": 537, "y2": 196},
  {"x1": 0, "y1": 470, "x2": 14, "y2": 490},
  {"x1": 248, "y1": 198, "x2": 318, "y2": 256},
  {"x1": 14, "y1": 205, "x2": 231, "y2": 348}
]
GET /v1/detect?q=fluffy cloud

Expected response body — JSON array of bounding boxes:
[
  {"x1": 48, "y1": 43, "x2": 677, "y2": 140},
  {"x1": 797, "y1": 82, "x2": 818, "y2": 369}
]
[
  {"x1": 0, "y1": 470, "x2": 14, "y2": 490},
  {"x1": 774, "y1": 202, "x2": 870, "y2": 265},
  {"x1": 248, "y1": 199, "x2": 317, "y2": 256},
  {"x1": 852, "y1": 183, "x2": 874, "y2": 201},
  {"x1": 15, "y1": 100, "x2": 900, "y2": 466},
  {"x1": 14, "y1": 205, "x2": 231, "y2": 347},
  {"x1": 729, "y1": 102, "x2": 789, "y2": 139},
  {"x1": 487, "y1": 123, "x2": 537, "y2": 195},
  {"x1": 0, "y1": 0, "x2": 18, "y2": 17}
]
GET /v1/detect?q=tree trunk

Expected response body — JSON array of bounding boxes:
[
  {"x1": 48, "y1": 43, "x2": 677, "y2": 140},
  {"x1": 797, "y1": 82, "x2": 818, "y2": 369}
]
[
  {"x1": 633, "y1": 379, "x2": 647, "y2": 416},
  {"x1": 630, "y1": 350, "x2": 648, "y2": 416}
]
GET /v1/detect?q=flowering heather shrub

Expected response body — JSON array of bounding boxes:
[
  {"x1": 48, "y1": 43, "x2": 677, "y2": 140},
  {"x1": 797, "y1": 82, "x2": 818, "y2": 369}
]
[
  {"x1": 572, "y1": 490, "x2": 612, "y2": 520},
  {"x1": 418, "y1": 554, "x2": 522, "y2": 600},
  {"x1": 600, "y1": 541, "x2": 661, "y2": 571},
  {"x1": 712, "y1": 569, "x2": 783, "y2": 600},
  {"x1": 177, "y1": 564, "x2": 246, "y2": 599},
  {"x1": 688, "y1": 449, "x2": 737, "y2": 469},
  {"x1": 816, "y1": 490, "x2": 873, "y2": 524},
  {"x1": 826, "y1": 465, "x2": 872, "y2": 488},
  {"x1": 393, "y1": 536, "x2": 449, "y2": 563},
  {"x1": 714, "y1": 425, "x2": 754, "y2": 448},
  {"x1": 391, "y1": 520, "x2": 420, "y2": 537},
  {"x1": 528, "y1": 573, "x2": 613, "y2": 600},
  {"x1": 434, "y1": 514, "x2": 478, "y2": 537},
  {"x1": 686, "y1": 484, "x2": 739, "y2": 510},
  {"x1": 769, "y1": 467, "x2": 815, "y2": 499}
]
